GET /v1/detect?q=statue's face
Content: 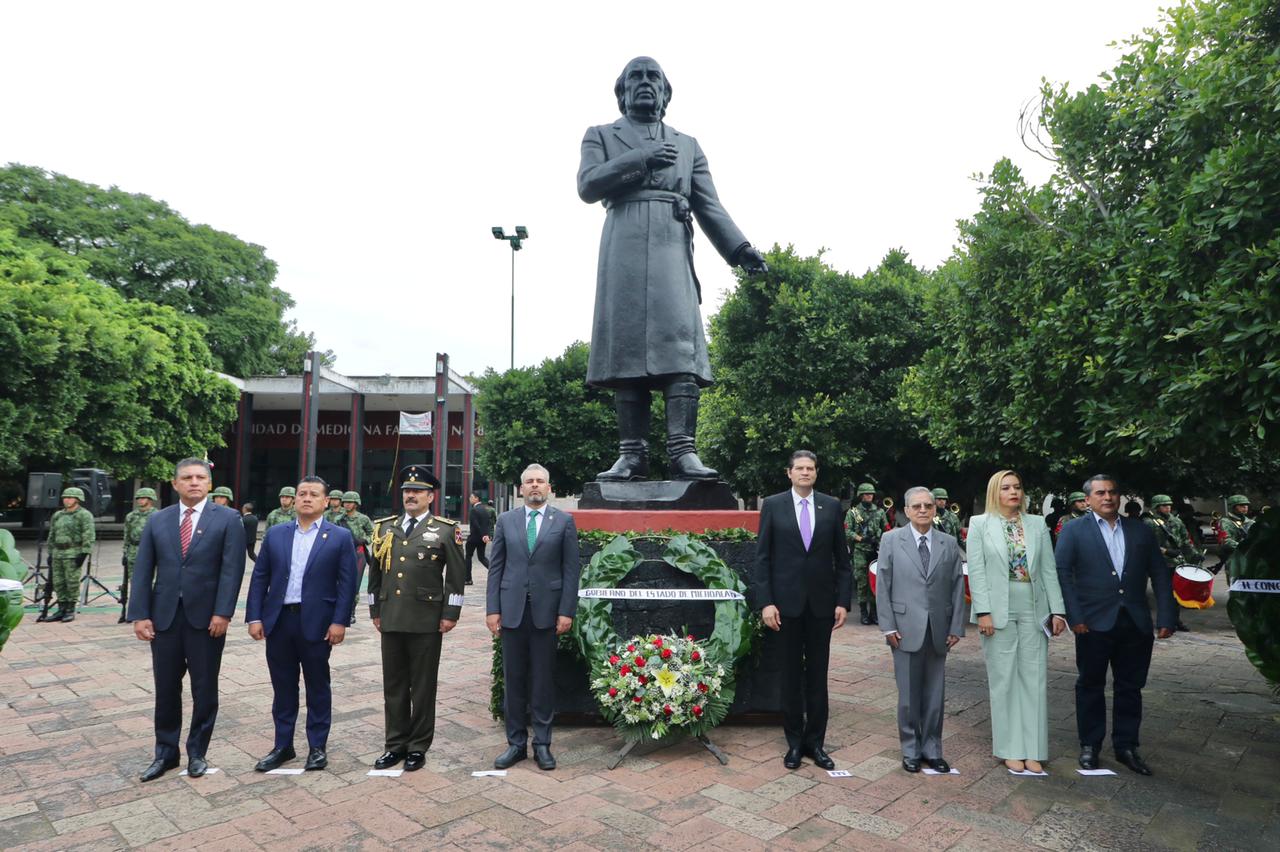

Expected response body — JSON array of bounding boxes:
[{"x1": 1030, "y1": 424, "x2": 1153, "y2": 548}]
[{"x1": 622, "y1": 58, "x2": 666, "y2": 116}]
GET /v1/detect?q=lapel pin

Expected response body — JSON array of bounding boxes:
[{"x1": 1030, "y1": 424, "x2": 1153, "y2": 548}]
[{"x1": 322, "y1": 532, "x2": 328, "y2": 539}]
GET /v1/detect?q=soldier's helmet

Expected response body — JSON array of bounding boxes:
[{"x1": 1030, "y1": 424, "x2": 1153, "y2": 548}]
[
  {"x1": 1150, "y1": 494, "x2": 1173, "y2": 507},
  {"x1": 135, "y1": 487, "x2": 158, "y2": 501},
  {"x1": 341, "y1": 491, "x2": 361, "y2": 504},
  {"x1": 61, "y1": 486, "x2": 86, "y2": 501},
  {"x1": 856, "y1": 483, "x2": 876, "y2": 496},
  {"x1": 329, "y1": 489, "x2": 344, "y2": 500},
  {"x1": 1067, "y1": 491, "x2": 1087, "y2": 503},
  {"x1": 1227, "y1": 494, "x2": 1250, "y2": 509},
  {"x1": 931, "y1": 488, "x2": 949, "y2": 500},
  {"x1": 278, "y1": 486, "x2": 296, "y2": 498},
  {"x1": 212, "y1": 486, "x2": 234, "y2": 500}
]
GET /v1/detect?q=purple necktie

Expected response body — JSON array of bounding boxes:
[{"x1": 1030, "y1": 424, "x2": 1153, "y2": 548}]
[{"x1": 799, "y1": 499, "x2": 812, "y2": 551}]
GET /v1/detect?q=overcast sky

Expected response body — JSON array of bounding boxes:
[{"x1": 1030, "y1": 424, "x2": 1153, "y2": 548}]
[{"x1": 2, "y1": 0, "x2": 1170, "y2": 379}]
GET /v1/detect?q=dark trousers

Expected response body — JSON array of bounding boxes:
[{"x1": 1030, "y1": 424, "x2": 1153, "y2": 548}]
[
  {"x1": 380, "y1": 630, "x2": 442, "y2": 753},
  {"x1": 778, "y1": 611, "x2": 834, "y2": 751},
  {"x1": 502, "y1": 600, "x2": 557, "y2": 748},
  {"x1": 265, "y1": 607, "x2": 333, "y2": 750},
  {"x1": 465, "y1": 537, "x2": 488, "y2": 581},
  {"x1": 151, "y1": 600, "x2": 226, "y2": 760},
  {"x1": 1074, "y1": 608, "x2": 1154, "y2": 751}
]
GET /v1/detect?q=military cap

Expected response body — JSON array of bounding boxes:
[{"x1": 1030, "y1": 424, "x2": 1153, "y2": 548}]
[
  {"x1": 1227, "y1": 494, "x2": 1250, "y2": 508},
  {"x1": 1150, "y1": 494, "x2": 1173, "y2": 507},
  {"x1": 329, "y1": 488, "x2": 344, "y2": 499},
  {"x1": 931, "y1": 488, "x2": 949, "y2": 500},
  {"x1": 278, "y1": 486, "x2": 296, "y2": 497},
  {"x1": 212, "y1": 486, "x2": 234, "y2": 499},
  {"x1": 856, "y1": 483, "x2": 876, "y2": 496},
  {"x1": 399, "y1": 465, "x2": 440, "y2": 491},
  {"x1": 61, "y1": 486, "x2": 86, "y2": 501},
  {"x1": 1067, "y1": 491, "x2": 1087, "y2": 502},
  {"x1": 135, "y1": 487, "x2": 158, "y2": 500},
  {"x1": 341, "y1": 490, "x2": 361, "y2": 504}
]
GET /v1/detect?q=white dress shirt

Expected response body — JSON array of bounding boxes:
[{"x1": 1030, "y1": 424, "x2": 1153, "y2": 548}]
[
  {"x1": 177, "y1": 497, "x2": 207, "y2": 536},
  {"x1": 1092, "y1": 512, "x2": 1126, "y2": 578},
  {"x1": 284, "y1": 518, "x2": 321, "y2": 604},
  {"x1": 523, "y1": 504, "x2": 546, "y2": 538},
  {"x1": 402, "y1": 510, "x2": 430, "y2": 535},
  {"x1": 791, "y1": 489, "x2": 816, "y2": 538}
]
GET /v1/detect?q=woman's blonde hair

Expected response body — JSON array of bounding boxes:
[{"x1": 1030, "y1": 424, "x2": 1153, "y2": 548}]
[{"x1": 984, "y1": 469, "x2": 1023, "y2": 516}]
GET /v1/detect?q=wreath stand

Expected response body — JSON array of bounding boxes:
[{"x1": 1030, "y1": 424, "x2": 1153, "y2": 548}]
[{"x1": 607, "y1": 732, "x2": 729, "y2": 770}]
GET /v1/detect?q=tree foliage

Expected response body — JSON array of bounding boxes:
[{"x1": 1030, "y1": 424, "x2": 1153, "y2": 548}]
[
  {"x1": 902, "y1": 0, "x2": 1280, "y2": 494},
  {"x1": 0, "y1": 228, "x2": 239, "y2": 479},
  {"x1": 0, "y1": 163, "x2": 324, "y2": 376},
  {"x1": 701, "y1": 246, "x2": 959, "y2": 500}
]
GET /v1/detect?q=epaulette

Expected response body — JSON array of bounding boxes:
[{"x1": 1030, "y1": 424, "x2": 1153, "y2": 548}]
[
  {"x1": 434, "y1": 516, "x2": 457, "y2": 525},
  {"x1": 373, "y1": 515, "x2": 397, "y2": 525}
]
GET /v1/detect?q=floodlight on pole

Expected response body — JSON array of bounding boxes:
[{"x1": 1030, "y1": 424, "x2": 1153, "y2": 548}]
[{"x1": 491, "y1": 226, "x2": 528, "y2": 370}]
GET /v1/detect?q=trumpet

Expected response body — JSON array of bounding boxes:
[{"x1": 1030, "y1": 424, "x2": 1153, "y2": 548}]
[
  {"x1": 882, "y1": 497, "x2": 894, "y2": 509},
  {"x1": 949, "y1": 503, "x2": 961, "y2": 515}
]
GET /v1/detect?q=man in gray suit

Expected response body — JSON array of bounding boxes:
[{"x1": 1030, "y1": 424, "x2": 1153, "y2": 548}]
[
  {"x1": 486, "y1": 464, "x2": 581, "y2": 770},
  {"x1": 876, "y1": 486, "x2": 966, "y2": 773}
]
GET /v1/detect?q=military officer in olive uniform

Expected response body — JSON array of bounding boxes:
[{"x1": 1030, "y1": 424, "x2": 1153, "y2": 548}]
[
  {"x1": 337, "y1": 491, "x2": 375, "y2": 622},
  {"x1": 325, "y1": 489, "x2": 346, "y2": 524},
  {"x1": 931, "y1": 488, "x2": 962, "y2": 542},
  {"x1": 845, "y1": 483, "x2": 888, "y2": 625},
  {"x1": 41, "y1": 487, "x2": 95, "y2": 623},
  {"x1": 1053, "y1": 491, "x2": 1089, "y2": 541},
  {"x1": 1218, "y1": 495, "x2": 1253, "y2": 580},
  {"x1": 120, "y1": 487, "x2": 159, "y2": 623},
  {"x1": 211, "y1": 486, "x2": 234, "y2": 507},
  {"x1": 266, "y1": 487, "x2": 298, "y2": 530},
  {"x1": 368, "y1": 466, "x2": 466, "y2": 771},
  {"x1": 1143, "y1": 495, "x2": 1201, "y2": 632}
]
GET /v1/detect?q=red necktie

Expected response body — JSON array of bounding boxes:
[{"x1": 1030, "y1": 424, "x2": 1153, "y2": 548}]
[{"x1": 180, "y1": 507, "x2": 194, "y2": 557}]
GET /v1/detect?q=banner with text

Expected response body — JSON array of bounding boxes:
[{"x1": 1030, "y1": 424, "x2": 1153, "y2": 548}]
[
  {"x1": 398, "y1": 411, "x2": 433, "y2": 436},
  {"x1": 578, "y1": 588, "x2": 745, "y2": 601},
  {"x1": 1228, "y1": 579, "x2": 1280, "y2": 594}
]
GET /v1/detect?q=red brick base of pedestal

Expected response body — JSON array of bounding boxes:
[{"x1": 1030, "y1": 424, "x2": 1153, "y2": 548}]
[{"x1": 568, "y1": 509, "x2": 759, "y2": 534}]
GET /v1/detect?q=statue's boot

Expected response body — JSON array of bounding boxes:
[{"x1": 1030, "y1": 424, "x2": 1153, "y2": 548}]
[
  {"x1": 597, "y1": 389, "x2": 650, "y2": 481},
  {"x1": 665, "y1": 379, "x2": 719, "y2": 481}
]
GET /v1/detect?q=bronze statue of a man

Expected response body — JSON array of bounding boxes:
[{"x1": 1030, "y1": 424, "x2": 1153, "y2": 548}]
[{"x1": 579, "y1": 56, "x2": 767, "y2": 482}]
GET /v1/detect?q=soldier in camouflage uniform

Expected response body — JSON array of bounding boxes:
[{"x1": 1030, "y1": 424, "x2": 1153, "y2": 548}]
[
  {"x1": 931, "y1": 487, "x2": 962, "y2": 542},
  {"x1": 325, "y1": 489, "x2": 346, "y2": 524},
  {"x1": 1053, "y1": 491, "x2": 1088, "y2": 541},
  {"x1": 40, "y1": 487, "x2": 95, "y2": 623},
  {"x1": 211, "y1": 485, "x2": 234, "y2": 507},
  {"x1": 1218, "y1": 495, "x2": 1253, "y2": 581},
  {"x1": 1142, "y1": 495, "x2": 1201, "y2": 631},
  {"x1": 119, "y1": 487, "x2": 158, "y2": 623},
  {"x1": 337, "y1": 490, "x2": 374, "y2": 622},
  {"x1": 844, "y1": 483, "x2": 887, "y2": 625},
  {"x1": 265, "y1": 486, "x2": 297, "y2": 530}
]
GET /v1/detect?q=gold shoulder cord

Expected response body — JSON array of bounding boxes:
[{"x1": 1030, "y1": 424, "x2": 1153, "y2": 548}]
[{"x1": 371, "y1": 521, "x2": 396, "y2": 573}]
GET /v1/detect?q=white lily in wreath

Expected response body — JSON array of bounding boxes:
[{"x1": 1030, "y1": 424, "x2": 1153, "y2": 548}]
[{"x1": 655, "y1": 665, "x2": 679, "y2": 697}]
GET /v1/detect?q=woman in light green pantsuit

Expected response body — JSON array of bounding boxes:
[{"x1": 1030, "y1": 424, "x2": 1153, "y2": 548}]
[{"x1": 968, "y1": 470, "x2": 1068, "y2": 773}]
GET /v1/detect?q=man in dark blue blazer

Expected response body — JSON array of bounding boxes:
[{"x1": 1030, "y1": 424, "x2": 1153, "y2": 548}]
[
  {"x1": 246, "y1": 476, "x2": 357, "y2": 772},
  {"x1": 1056, "y1": 474, "x2": 1176, "y2": 776},
  {"x1": 753, "y1": 450, "x2": 852, "y2": 771},
  {"x1": 128, "y1": 458, "x2": 247, "y2": 782},
  {"x1": 486, "y1": 463, "x2": 580, "y2": 771}
]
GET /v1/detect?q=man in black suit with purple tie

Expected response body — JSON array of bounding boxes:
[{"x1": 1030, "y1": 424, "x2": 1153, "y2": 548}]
[{"x1": 753, "y1": 450, "x2": 852, "y2": 771}]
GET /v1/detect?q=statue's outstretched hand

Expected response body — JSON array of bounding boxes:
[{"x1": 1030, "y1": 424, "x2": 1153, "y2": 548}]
[{"x1": 735, "y1": 245, "x2": 769, "y2": 275}]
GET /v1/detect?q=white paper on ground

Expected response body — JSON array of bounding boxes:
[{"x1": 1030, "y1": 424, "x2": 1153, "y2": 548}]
[
  {"x1": 367, "y1": 769, "x2": 404, "y2": 777},
  {"x1": 1009, "y1": 769, "x2": 1049, "y2": 776},
  {"x1": 1076, "y1": 768, "x2": 1118, "y2": 776},
  {"x1": 826, "y1": 769, "x2": 852, "y2": 778},
  {"x1": 471, "y1": 769, "x2": 508, "y2": 777},
  {"x1": 922, "y1": 767, "x2": 960, "y2": 775},
  {"x1": 178, "y1": 767, "x2": 220, "y2": 776},
  {"x1": 266, "y1": 767, "x2": 305, "y2": 775}
]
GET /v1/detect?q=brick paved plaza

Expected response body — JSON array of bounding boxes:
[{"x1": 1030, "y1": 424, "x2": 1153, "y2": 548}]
[{"x1": 2, "y1": 539, "x2": 1278, "y2": 850}]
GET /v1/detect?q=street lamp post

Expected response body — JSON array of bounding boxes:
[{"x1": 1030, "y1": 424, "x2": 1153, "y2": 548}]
[{"x1": 491, "y1": 226, "x2": 529, "y2": 370}]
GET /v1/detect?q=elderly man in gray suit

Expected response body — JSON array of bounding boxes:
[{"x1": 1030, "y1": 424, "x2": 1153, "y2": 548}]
[
  {"x1": 876, "y1": 486, "x2": 966, "y2": 773},
  {"x1": 486, "y1": 464, "x2": 581, "y2": 771}
]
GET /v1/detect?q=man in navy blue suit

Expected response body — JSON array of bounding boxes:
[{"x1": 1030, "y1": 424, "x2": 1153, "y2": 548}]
[
  {"x1": 1056, "y1": 474, "x2": 1176, "y2": 776},
  {"x1": 246, "y1": 476, "x2": 357, "y2": 772},
  {"x1": 129, "y1": 458, "x2": 247, "y2": 782}
]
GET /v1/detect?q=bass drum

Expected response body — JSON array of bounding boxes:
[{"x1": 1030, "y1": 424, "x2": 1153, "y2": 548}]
[
  {"x1": 869, "y1": 559, "x2": 878, "y2": 596},
  {"x1": 1172, "y1": 564, "x2": 1215, "y2": 609}
]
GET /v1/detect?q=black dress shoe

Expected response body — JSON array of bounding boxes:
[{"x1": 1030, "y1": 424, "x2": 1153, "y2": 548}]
[
  {"x1": 925, "y1": 757, "x2": 951, "y2": 773},
  {"x1": 1115, "y1": 748, "x2": 1152, "y2": 776},
  {"x1": 1078, "y1": 745, "x2": 1099, "y2": 770},
  {"x1": 494, "y1": 745, "x2": 527, "y2": 770},
  {"x1": 404, "y1": 751, "x2": 426, "y2": 771},
  {"x1": 902, "y1": 756, "x2": 921, "y2": 773},
  {"x1": 304, "y1": 748, "x2": 327, "y2": 771},
  {"x1": 139, "y1": 757, "x2": 179, "y2": 782},
  {"x1": 533, "y1": 745, "x2": 556, "y2": 771},
  {"x1": 1176, "y1": 620, "x2": 1190, "y2": 632},
  {"x1": 254, "y1": 746, "x2": 296, "y2": 772},
  {"x1": 117, "y1": 612, "x2": 128, "y2": 624},
  {"x1": 803, "y1": 747, "x2": 835, "y2": 770},
  {"x1": 784, "y1": 747, "x2": 803, "y2": 770},
  {"x1": 374, "y1": 751, "x2": 406, "y2": 769},
  {"x1": 187, "y1": 755, "x2": 209, "y2": 778}
]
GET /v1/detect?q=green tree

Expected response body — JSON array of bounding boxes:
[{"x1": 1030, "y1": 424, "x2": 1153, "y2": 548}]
[
  {"x1": 0, "y1": 164, "x2": 325, "y2": 376},
  {"x1": 701, "y1": 246, "x2": 958, "y2": 500},
  {"x1": 0, "y1": 228, "x2": 239, "y2": 479},
  {"x1": 903, "y1": 0, "x2": 1280, "y2": 493}
]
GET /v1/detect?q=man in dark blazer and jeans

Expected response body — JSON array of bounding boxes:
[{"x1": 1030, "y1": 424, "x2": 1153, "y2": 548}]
[
  {"x1": 128, "y1": 458, "x2": 246, "y2": 782},
  {"x1": 487, "y1": 464, "x2": 580, "y2": 771},
  {"x1": 1056, "y1": 474, "x2": 1176, "y2": 776},
  {"x1": 753, "y1": 450, "x2": 852, "y2": 770}
]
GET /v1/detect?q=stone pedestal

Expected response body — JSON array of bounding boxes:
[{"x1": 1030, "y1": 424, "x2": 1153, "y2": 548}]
[{"x1": 579, "y1": 479, "x2": 737, "y2": 510}]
